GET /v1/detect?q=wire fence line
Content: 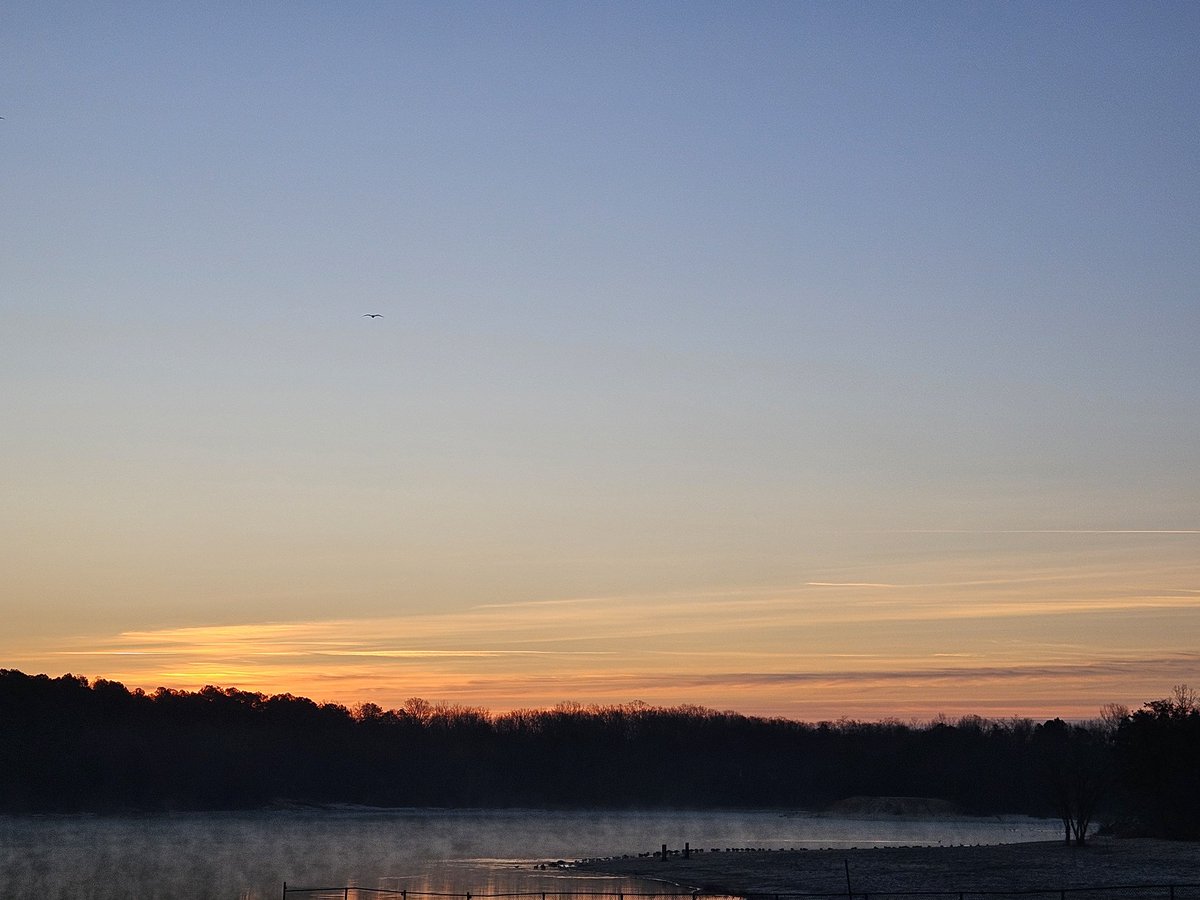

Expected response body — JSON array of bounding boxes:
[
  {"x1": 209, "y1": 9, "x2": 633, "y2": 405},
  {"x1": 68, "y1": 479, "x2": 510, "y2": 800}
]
[
  {"x1": 280, "y1": 892, "x2": 727, "y2": 900},
  {"x1": 281, "y1": 886, "x2": 1200, "y2": 900}
]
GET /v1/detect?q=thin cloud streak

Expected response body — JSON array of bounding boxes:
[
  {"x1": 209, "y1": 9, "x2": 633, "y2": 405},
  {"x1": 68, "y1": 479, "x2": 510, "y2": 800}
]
[
  {"x1": 806, "y1": 582, "x2": 900, "y2": 588},
  {"x1": 40, "y1": 590, "x2": 1198, "y2": 660},
  {"x1": 883, "y1": 530, "x2": 1200, "y2": 535},
  {"x1": 23, "y1": 568, "x2": 1197, "y2": 720},
  {"x1": 15, "y1": 531, "x2": 1196, "y2": 721},
  {"x1": 227, "y1": 654, "x2": 1199, "y2": 721}
]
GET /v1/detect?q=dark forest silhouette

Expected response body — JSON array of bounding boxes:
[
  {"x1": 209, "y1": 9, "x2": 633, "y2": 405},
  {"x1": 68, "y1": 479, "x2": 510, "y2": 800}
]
[{"x1": 1, "y1": 670, "x2": 1195, "y2": 839}]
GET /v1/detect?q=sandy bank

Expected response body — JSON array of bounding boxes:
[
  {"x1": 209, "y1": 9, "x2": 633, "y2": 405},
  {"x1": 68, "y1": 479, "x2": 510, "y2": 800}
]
[{"x1": 575, "y1": 839, "x2": 1200, "y2": 894}]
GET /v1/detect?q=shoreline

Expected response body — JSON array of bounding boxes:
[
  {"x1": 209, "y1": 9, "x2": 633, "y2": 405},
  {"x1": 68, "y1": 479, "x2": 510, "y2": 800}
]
[{"x1": 574, "y1": 838, "x2": 1200, "y2": 895}]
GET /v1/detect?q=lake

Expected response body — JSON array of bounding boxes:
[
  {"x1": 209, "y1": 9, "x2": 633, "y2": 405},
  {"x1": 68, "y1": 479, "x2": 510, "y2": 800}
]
[{"x1": 0, "y1": 807, "x2": 1066, "y2": 900}]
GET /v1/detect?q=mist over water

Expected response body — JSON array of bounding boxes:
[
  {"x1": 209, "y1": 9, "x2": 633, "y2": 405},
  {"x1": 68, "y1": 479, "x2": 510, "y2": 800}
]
[{"x1": 0, "y1": 808, "x2": 1064, "y2": 899}]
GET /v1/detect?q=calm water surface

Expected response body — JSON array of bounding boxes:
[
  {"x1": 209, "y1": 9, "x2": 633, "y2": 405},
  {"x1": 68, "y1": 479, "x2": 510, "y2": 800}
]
[{"x1": 0, "y1": 807, "x2": 1065, "y2": 900}]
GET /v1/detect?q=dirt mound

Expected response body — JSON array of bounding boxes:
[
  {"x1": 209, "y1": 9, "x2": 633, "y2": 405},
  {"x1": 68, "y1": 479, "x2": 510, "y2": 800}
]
[{"x1": 827, "y1": 795, "x2": 960, "y2": 817}]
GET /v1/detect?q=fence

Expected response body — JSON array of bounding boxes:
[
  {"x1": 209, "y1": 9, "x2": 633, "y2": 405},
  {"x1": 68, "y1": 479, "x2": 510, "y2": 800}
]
[
  {"x1": 281, "y1": 887, "x2": 1200, "y2": 900},
  {"x1": 281, "y1": 892, "x2": 724, "y2": 900}
]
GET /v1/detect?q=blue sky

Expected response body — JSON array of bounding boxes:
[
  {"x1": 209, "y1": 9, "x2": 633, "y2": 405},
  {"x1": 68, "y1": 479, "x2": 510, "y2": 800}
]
[{"x1": 2, "y1": 1, "x2": 1198, "y2": 718}]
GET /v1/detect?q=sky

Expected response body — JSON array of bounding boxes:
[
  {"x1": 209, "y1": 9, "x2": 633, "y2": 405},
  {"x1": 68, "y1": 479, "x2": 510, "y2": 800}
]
[{"x1": 2, "y1": 1, "x2": 1198, "y2": 722}]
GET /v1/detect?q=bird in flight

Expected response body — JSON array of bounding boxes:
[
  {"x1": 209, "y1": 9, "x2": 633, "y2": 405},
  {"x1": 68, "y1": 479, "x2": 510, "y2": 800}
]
[{"x1": 362, "y1": 313, "x2": 383, "y2": 318}]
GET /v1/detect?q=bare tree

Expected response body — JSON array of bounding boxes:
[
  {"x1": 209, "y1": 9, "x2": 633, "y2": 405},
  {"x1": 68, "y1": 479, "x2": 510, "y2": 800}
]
[{"x1": 1038, "y1": 719, "x2": 1111, "y2": 845}]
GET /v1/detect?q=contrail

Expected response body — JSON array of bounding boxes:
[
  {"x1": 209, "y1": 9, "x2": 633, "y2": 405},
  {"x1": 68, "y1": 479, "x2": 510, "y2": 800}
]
[
  {"x1": 882, "y1": 530, "x2": 1200, "y2": 535},
  {"x1": 806, "y1": 582, "x2": 899, "y2": 588}
]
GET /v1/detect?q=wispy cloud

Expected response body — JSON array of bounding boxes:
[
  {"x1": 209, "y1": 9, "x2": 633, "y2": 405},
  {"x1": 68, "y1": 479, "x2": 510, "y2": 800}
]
[
  {"x1": 14, "y1": 531, "x2": 1196, "y2": 723},
  {"x1": 19, "y1": 568, "x2": 1194, "y2": 721}
]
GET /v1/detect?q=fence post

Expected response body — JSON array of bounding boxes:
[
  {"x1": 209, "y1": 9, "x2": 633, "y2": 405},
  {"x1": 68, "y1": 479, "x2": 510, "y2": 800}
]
[{"x1": 282, "y1": 882, "x2": 287, "y2": 899}]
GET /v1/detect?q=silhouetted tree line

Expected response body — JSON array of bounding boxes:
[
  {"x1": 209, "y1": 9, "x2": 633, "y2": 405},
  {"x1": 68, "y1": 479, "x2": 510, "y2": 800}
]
[
  {"x1": 1112, "y1": 685, "x2": 1200, "y2": 840},
  {"x1": 1, "y1": 670, "x2": 1195, "y2": 838}
]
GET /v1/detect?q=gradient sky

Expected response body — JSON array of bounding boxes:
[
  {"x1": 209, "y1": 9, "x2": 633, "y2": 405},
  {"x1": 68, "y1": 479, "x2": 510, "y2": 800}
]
[{"x1": 3, "y1": 1, "x2": 1198, "y2": 721}]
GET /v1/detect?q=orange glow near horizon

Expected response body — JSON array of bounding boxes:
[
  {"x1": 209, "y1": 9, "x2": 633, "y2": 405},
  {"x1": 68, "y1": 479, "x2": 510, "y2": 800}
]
[{"x1": 19, "y1": 548, "x2": 1199, "y2": 722}]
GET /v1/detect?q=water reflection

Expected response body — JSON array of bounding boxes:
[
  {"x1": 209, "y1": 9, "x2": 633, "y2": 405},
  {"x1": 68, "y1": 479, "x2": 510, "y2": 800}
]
[
  {"x1": 361, "y1": 859, "x2": 670, "y2": 896},
  {"x1": 284, "y1": 871, "x2": 724, "y2": 900},
  {"x1": 0, "y1": 807, "x2": 1065, "y2": 900}
]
